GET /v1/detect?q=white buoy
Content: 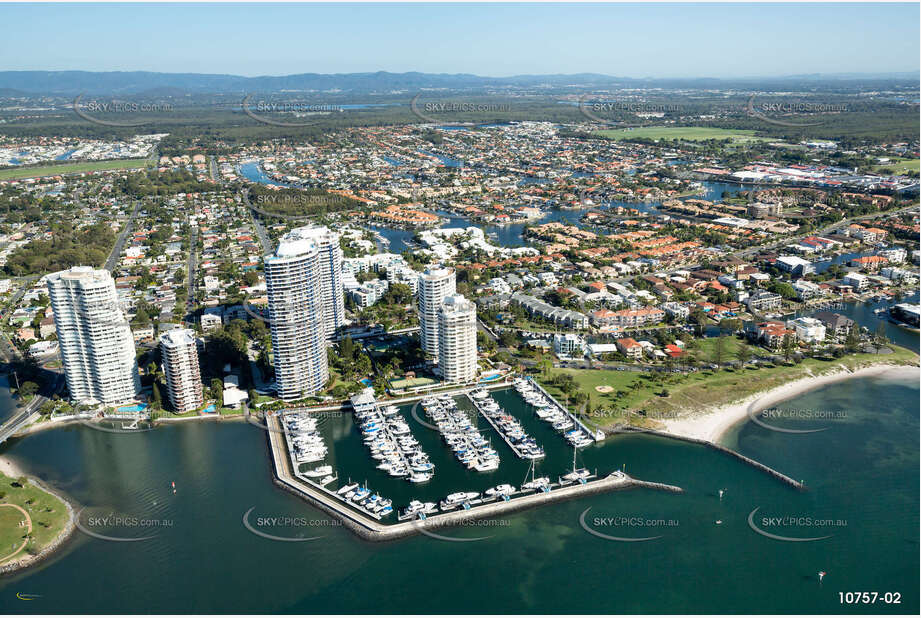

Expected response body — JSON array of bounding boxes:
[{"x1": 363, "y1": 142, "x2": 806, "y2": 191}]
[
  {"x1": 818, "y1": 571, "x2": 826, "y2": 583},
  {"x1": 718, "y1": 489, "x2": 725, "y2": 500}
]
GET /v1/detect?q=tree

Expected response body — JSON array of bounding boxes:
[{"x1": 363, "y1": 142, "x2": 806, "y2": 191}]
[
  {"x1": 844, "y1": 324, "x2": 861, "y2": 353},
  {"x1": 538, "y1": 356, "x2": 553, "y2": 378},
  {"x1": 713, "y1": 335, "x2": 726, "y2": 366},
  {"x1": 782, "y1": 334, "x2": 795, "y2": 363},
  {"x1": 736, "y1": 343, "x2": 752, "y2": 366},
  {"x1": 339, "y1": 336, "x2": 355, "y2": 362},
  {"x1": 151, "y1": 382, "x2": 163, "y2": 409},
  {"x1": 210, "y1": 378, "x2": 224, "y2": 408},
  {"x1": 873, "y1": 322, "x2": 889, "y2": 353},
  {"x1": 18, "y1": 381, "x2": 39, "y2": 398}
]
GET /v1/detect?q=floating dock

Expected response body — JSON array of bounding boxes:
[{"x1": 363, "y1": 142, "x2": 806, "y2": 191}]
[
  {"x1": 266, "y1": 413, "x2": 683, "y2": 541},
  {"x1": 467, "y1": 392, "x2": 544, "y2": 460},
  {"x1": 525, "y1": 377, "x2": 605, "y2": 441}
]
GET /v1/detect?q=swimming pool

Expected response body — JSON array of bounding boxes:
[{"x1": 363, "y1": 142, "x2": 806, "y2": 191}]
[{"x1": 115, "y1": 403, "x2": 149, "y2": 413}]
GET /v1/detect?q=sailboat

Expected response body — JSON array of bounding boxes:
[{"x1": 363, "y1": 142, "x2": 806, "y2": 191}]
[
  {"x1": 520, "y1": 459, "x2": 550, "y2": 492},
  {"x1": 559, "y1": 446, "x2": 592, "y2": 485}
]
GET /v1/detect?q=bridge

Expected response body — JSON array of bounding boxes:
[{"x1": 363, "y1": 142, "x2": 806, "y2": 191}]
[{"x1": 0, "y1": 371, "x2": 63, "y2": 446}]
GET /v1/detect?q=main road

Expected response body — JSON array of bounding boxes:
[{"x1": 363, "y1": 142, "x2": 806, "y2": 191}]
[
  {"x1": 242, "y1": 188, "x2": 273, "y2": 253},
  {"x1": 105, "y1": 200, "x2": 141, "y2": 272},
  {"x1": 0, "y1": 370, "x2": 63, "y2": 445}
]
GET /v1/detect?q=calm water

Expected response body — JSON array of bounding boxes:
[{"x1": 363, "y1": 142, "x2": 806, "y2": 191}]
[
  {"x1": 0, "y1": 374, "x2": 19, "y2": 425},
  {"x1": 789, "y1": 290, "x2": 920, "y2": 354},
  {"x1": 0, "y1": 374, "x2": 917, "y2": 614}
]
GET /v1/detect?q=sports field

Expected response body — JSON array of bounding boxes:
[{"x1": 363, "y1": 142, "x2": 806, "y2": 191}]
[
  {"x1": 0, "y1": 159, "x2": 148, "y2": 181},
  {"x1": 872, "y1": 158, "x2": 920, "y2": 175},
  {"x1": 595, "y1": 126, "x2": 772, "y2": 143}
]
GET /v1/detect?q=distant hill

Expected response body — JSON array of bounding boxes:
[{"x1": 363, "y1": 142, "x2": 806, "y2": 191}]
[{"x1": 0, "y1": 70, "x2": 916, "y2": 96}]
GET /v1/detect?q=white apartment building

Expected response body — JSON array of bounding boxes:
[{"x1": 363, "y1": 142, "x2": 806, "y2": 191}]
[
  {"x1": 787, "y1": 317, "x2": 827, "y2": 343},
  {"x1": 843, "y1": 272, "x2": 869, "y2": 291},
  {"x1": 280, "y1": 226, "x2": 345, "y2": 339},
  {"x1": 159, "y1": 328, "x2": 203, "y2": 413},
  {"x1": 265, "y1": 236, "x2": 329, "y2": 401},
  {"x1": 418, "y1": 266, "x2": 456, "y2": 362},
  {"x1": 877, "y1": 247, "x2": 907, "y2": 264},
  {"x1": 792, "y1": 279, "x2": 822, "y2": 300},
  {"x1": 553, "y1": 333, "x2": 584, "y2": 357},
  {"x1": 47, "y1": 266, "x2": 141, "y2": 405},
  {"x1": 437, "y1": 294, "x2": 478, "y2": 383}
]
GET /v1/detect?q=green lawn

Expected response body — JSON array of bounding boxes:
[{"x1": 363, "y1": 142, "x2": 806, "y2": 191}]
[
  {"x1": 872, "y1": 158, "x2": 920, "y2": 175},
  {"x1": 688, "y1": 337, "x2": 745, "y2": 363},
  {"x1": 595, "y1": 126, "x2": 772, "y2": 143},
  {"x1": 391, "y1": 376, "x2": 437, "y2": 389},
  {"x1": 0, "y1": 472, "x2": 70, "y2": 566},
  {"x1": 0, "y1": 159, "x2": 149, "y2": 181},
  {"x1": 538, "y1": 346, "x2": 918, "y2": 429}
]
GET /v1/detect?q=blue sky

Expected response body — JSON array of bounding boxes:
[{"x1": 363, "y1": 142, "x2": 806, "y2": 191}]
[{"x1": 1, "y1": 3, "x2": 918, "y2": 77}]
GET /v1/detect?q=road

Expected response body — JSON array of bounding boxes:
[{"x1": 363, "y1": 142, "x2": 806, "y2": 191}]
[
  {"x1": 0, "y1": 370, "x2": 63, "y2": 445},
  {"x1": 0, "y1": 276, "x2": 41, "y2": 363},
  {"x1": 242, "y1": 189, "x2": 273, "y2": 253},
  {"x1": 208, "y1": 155, "x2": 220, "y2": 183},
  {"x1": 185, "y1": 224, "x2": 198, "y2": 324},
  {"x1": 105, "y1": 200, "x2": 141, "y2": 272}
]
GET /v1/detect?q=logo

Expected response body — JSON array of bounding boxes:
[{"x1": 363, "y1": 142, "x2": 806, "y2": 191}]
[
  {"x1": 72, "y1": 93, "x2": 171, "y2": 127},
  {"x1": 577, "y1": 94, "x2": 679, "y2": 127},
  {"x1": 412, "y1": 515, "x2": 504, "y2": 542},
  {"x1": 241, "y1": 507, "x2": 333, "y2": 541},
  {"x1": 16, "y1": 593, "x2": 42, "y2": 601},
  {"x1": 409, "y1": 93, "x2": 508, "y2": 128},
  {"x1": 77, "y1": 417, "x2": 154, "y2": 435},
  {"x1": 241, "y1": 94, "x2": 323, "y2": 128},
  {"x1": 578, "y1": 507, "x2": 673, "y2": 542},
  {"x1": 746, "y1": 399, "x2": 832, "y2": 434},
  {"x1": 75, "y1": 507, "x2": 168, "y2": 542},
  {"x1": 244, "y1": 188, "x2": 348, "y2": 224},
  {"x1": 745, "y1": 95, "x2": 833, "y2": 128},
  {"x1": 409, "y1": 401, "x2": 440, "y2": 431},
  {"x1": 747, "y1": 506, "x2": 841, "y2": 542}
]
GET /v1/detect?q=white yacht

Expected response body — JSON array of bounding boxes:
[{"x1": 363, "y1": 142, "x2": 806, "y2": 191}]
[{"x1": 304, "y1": 465, "x2": 333, "y2": 478}]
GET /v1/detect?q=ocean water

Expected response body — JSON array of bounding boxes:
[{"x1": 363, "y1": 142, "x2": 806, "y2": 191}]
[{"x1": 0, "y1": 373, "x2": 916, "y2": 614}]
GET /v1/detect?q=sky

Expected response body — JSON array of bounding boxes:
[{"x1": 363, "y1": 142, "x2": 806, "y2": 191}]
[{"x1": 0, "y1": 2, "x2": 918, "y2": 78}]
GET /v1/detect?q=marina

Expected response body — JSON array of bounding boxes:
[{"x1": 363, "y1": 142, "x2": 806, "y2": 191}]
[
  {"x1": 513, "y1": 377, "x2": 599, "y2": 448},
  {"x1": 420, "y1": 395, "x2": 501, "y2": 472},
  {"x1": 468, "y1": 389, "x2": 546, "y2": 460},
  {"x1": 280, "y1": 409, "x2": 394, "y2": 520},
  {"x1": 268, "y1": 408, "x2": 683, "y2": 540},
  {"x1": 352, "y1": 391, "x2": 436, "y2": 483}
]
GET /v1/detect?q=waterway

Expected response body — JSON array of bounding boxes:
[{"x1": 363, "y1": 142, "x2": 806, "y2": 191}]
[
  {"x1": 786, "y1": 290, "x2": 920, "y2": 354},
  {"x1": 239, "y1": 158, "x2": 742, "y2": 252},
  {"x1": 0, "y1": 374, "x2": 917, "y2": 614}
]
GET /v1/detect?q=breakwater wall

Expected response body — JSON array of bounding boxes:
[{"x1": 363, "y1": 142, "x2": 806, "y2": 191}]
[
  {"x1": 616, "y1": 426, "x2": 806, "y2": 490},
  {"x1": 266, "y1": 414, "x2": 683, "y2": 542}
]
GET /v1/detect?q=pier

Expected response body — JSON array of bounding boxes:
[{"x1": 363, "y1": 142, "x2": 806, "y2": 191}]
[
  {"x1": 466, "y1": 392, "x2": 544, "y2": 460},
  {"x1": 616, "y1": 426, "x2": 806, "y2": 490},
  {"x1": 526, "y1": 377, "x2": 605, "y2": 441},
  {"x1": 266, "y1": 413, "x2": 683, "y2": 541}
]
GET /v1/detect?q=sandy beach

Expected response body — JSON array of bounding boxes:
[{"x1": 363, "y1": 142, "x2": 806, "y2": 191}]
[
  {"x1": 660, "y1": 363, "x2": 919, "y2": 445},
  {"x1": 0, "y1": 453, "x2": 26, "y2": 478}
]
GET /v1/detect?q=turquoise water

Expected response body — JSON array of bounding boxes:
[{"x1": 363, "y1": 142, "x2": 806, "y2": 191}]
[
  {"x1": 114, "y1": 403, "x2": 148, "y2": 413},
  {"x1": 1, "y1": 373, "x2": 915, "y2": 614}
]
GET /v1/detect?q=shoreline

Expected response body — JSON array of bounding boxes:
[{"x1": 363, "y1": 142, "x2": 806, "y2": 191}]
[
  {"x1": 0, "y1": 453, "x2": 26, "y2": 478},
  {"x1": 0, "y1": 473, "x2": 77, "y2": 576},
  {"x1": 660, "y1": 363, "x2": 919, "y2": 445}
]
